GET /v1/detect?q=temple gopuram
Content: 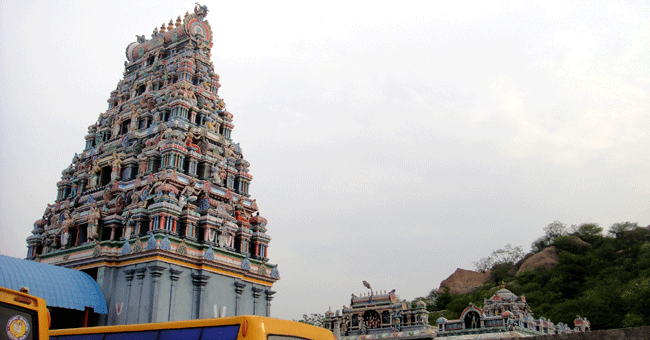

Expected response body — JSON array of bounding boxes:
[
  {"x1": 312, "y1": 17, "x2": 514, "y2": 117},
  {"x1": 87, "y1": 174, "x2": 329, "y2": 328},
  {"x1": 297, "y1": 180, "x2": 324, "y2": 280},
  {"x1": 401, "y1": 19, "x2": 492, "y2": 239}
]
[
  {"x1": 436, "y1": 285, "x2": 590, "y2": 338},
  {"x1": 326, "y1": 284, "x2": 590, "y2": 340},
  {"x1": 324, "y1": 288, "x2": 436, "y2": 340},
  {"x1": 24, "y1": 4, "x2": 278, "y2": 326}
]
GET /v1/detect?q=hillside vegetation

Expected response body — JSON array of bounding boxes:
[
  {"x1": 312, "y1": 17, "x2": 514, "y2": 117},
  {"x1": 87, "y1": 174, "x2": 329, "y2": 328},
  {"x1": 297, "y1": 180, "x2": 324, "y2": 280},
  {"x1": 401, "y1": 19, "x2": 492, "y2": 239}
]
[{"x1": 419, "y1": 222, "x2": 650, "y2": 330}]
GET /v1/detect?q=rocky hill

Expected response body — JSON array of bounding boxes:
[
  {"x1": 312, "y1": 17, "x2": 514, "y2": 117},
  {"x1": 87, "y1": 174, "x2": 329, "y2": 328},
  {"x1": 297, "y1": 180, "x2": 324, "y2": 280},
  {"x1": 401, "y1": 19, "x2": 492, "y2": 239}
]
[
  {"x1": 430, "y1": 223, "x2": 650, "y2": 330},
  {"x1": 437, "y1": 247, "x2": 561, "y2": 294},
  {"x1": 437, "y1": 268, "x2": 490, "y2": 294},
  {"x1": 516, "y1": 246, "x2": 559, "y2": 275}
]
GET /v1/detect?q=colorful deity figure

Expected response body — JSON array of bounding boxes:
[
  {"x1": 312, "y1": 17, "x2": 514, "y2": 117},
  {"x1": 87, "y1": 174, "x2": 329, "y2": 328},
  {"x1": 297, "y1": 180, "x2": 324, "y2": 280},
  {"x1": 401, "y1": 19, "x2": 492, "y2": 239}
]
[
  {"x1": 205, "y1": 120, "x2": 217, "y2": 133},
  {"x1": 137, "y1": 153, "x2": 148, "y2": 175},
  {"x1": 209, "y1": 163, "x2": 222, "y2": 185},
  {"x1": 359, "y1": 316, "x2": 367, "y2": 335},
  {"x1": 87, "y1": 203, "x2": 101, "y2": 242},
  {"x1": 130, "y1": 107, "x2": 140, "y2": 130},
  {"x1": 42, "y1": 236, "x2": 52, "y2": 254},
  {"x1": 216, "y1": 98, "x2": 225, "y2": 111},
  {"x1": 234, "y1": 198, "x2": 248, "y2": 223},
  {"x1": 60, "y1": 210, "x2": 76, "y2": 246},
  {"x1": 110, "y1": 152, "x2": 122, "y2": 182},
  {"x1": 341, "y1": 315, "x2": 349, "y2": 334},
  {"x1": 178, "y1": 177, "x2": 198, "y2": 209},
  {"x1": 185, "y1": 131, "x2": 200, "y2": 152},
  {"x1": 393, "y1": 310, "x2": 402, "y2": 332},
  {"x1": 89, "y1": 162, "x2": 100, "y2": 189},
  {"x1": 60, "y1": 223, "x2": 70, "y2": 249},
  {"x1": 421, "y1": 313, "x2": 429, "y2": 326},
  {"x1": 112, "y1": 116, "x2": 122, "y2": 138},
  {"x1": 122, "y1": 211, "x2": 134, "y2": 240},
  {"x1": 70, "y1": 178, "x2": 79, "y2": 198},
  {"x1": 194, "y1": 3, "x2": 209, "y2": 21},
  {"x1": 506, "y1": 315, "x2": 515, "y2": 331},
  {"x1": 51, "y1": 236, "x2": 60, "y2": 250}
]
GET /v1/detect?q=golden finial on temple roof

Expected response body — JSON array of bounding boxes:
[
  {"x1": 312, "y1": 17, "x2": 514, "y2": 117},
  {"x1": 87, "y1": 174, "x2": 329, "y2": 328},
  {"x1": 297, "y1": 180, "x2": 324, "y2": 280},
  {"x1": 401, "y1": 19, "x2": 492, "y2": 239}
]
[
  {"x1": 168, "y1": 19, "x2": 174, "y2": 29},
  {"x1": 160, "y1": 23, "x2": 166, "y2": 33},
  {"x1": 501, "y1": 281, "x2": 506, "y2": 289},
  {"x1": 176, "y1": 16, "x2": 182, "y2": 27}
]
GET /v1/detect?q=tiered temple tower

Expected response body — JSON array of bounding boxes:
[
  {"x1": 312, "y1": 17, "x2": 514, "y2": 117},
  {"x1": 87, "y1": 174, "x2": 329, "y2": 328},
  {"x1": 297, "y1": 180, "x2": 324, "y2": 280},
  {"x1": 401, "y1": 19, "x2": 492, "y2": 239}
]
[{"x1": 25, "y1": 4, "x2": 278, "y2": 325}]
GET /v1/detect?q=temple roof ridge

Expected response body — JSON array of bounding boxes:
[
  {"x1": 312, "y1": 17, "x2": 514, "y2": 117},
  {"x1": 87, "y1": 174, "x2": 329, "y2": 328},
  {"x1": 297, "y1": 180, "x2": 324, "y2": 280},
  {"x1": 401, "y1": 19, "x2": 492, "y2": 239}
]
[{"x1": 125, "y1": 3, "x2": 212, "y2": 63}]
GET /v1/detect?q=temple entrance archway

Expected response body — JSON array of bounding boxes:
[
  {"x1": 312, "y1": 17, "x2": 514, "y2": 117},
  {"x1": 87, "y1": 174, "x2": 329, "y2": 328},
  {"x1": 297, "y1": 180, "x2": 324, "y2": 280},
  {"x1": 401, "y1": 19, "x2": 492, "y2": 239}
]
[{"x1": 464, "y1": 311, "x2": 481, "y2": 329}]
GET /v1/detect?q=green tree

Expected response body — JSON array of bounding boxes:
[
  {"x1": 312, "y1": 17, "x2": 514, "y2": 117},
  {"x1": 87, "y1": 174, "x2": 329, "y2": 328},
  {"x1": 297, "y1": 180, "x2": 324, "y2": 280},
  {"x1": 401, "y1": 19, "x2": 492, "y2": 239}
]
[
  {"x1": 545, "y1": 220, "x2": 569, "y2": 239},
  {"x1": 297, "y1": 313, "x2": 325, "y2": 327},
  {"x1": 608, "y1": 222, "x2": 638, "y2": 237},
  {"x1": 553, "y1": 235, "x2": 590, "y2": 254},
  {"x1": 435, "y1": 287, "x2": 452, "y2": 311},
  {"x1": 532, "y1": 221, "x2": 569, "y2": 252},
  {"x1": 427, "y1": 221, "x2": 650, "y2": 330},
  {"x1": 489, "y1": 263, "x2": 514, "y2": 285},
  {"x1": 474, "y1": 244, "x2": 525, "y2": 273},
  {"x1": 573, "y1": 223, "x2": 604, "y2": 245}
]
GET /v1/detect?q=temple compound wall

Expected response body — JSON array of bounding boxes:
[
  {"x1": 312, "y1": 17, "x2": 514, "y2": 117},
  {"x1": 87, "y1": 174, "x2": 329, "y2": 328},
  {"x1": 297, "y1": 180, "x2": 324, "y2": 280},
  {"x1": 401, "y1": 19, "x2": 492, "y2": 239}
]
[
  {"x1": 435, "y1": 286, "x2": 590, "y2": 337},
  {"x1": 526, "y1": 326, "x2": 650, "y2": 340},
  {"x1": 24, "y1": 4, "x2": 278, "y2": 326},
  {"x1": 326, "y1": 285, "x2": 591, "y2": 340}
]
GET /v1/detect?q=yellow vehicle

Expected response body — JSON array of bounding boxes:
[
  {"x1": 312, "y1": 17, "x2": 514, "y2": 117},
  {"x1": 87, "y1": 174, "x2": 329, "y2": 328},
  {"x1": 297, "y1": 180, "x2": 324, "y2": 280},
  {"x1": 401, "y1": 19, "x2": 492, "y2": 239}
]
[
  {"x1": 50, "y1": 315, "x2": 335, "y2": 340},
  {"x1": 0, "y1": 286, "x2": 50, "y2": 340}
]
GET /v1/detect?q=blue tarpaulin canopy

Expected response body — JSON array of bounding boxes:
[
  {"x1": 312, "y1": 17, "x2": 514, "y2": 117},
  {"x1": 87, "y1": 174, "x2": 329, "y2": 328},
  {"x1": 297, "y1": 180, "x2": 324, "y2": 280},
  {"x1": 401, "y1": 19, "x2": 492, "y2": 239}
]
[{"x1": 0, "y1": 255, "x2": 107, "y2": 314}]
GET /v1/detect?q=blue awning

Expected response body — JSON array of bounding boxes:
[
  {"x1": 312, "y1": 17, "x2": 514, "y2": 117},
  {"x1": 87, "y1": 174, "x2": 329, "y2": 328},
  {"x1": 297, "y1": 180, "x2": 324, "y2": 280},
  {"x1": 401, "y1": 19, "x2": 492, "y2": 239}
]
[{"x1": 0, "y1": 255, "x2": 107, "y2": 314}]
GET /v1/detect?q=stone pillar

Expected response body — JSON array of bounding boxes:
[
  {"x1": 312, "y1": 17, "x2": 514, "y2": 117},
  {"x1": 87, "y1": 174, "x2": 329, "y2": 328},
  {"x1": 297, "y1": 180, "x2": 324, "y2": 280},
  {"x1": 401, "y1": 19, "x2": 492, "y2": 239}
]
[
  {"x1": 265, "y1": 290, "x2": 276, "y2": 317},
  {"x1": 234, "y1": 280, "x2": 247, "y2": 316},
  {"x1": 123, "y1": 269, "x2": 135, "y2": 324},
  {"x1": 203, "y1": 226, "x2": 210, "y2": 241},
  {"x1": 135, "y1": 221, "x2": 142, "y2": 236},
  {"x1": 135, "y1": 268, "x2": 147, "y2": 323},
  {"x1": 252, "y1": 287, "x2": 263, "y2": 315},
  {"x1": 148, "y1": 157, "x2": 157, "y2": 173},
  {"x1": 191, "y1": 273, "x2": 209, "y2": 319},
  {"x1": 186, "y1": 221, "x2": 195, "y2": 238},
  {"x1": 168, "y1": 269, "x2": 183, "y2": 321},
  {"x1": 333, "y1": 318, "x2": 341, "y2": 340},
  {"x1": 148, "y1": 265, "x2": 166, "y2": 322}
]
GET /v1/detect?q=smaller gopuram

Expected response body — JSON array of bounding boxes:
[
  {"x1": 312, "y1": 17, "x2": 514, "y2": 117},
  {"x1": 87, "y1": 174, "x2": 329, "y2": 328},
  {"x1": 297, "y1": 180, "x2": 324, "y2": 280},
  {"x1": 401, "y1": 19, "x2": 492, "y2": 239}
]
[
  {"x1": 436, "y1": 284, "x2": 591, "y2": 337},
  {"x1": 324, "y1": 286, "x2": 436, "y2": 340},
  {"x1": 326, "y1": 283, "x2": 591, "y2": 340}
]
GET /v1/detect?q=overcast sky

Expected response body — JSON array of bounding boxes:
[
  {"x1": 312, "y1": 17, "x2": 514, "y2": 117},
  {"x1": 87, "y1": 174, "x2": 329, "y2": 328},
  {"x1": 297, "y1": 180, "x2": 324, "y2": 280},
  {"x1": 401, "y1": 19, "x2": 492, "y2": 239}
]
[{"x1": 1, "y1": 0, "x2": 650, "y2": 321}]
